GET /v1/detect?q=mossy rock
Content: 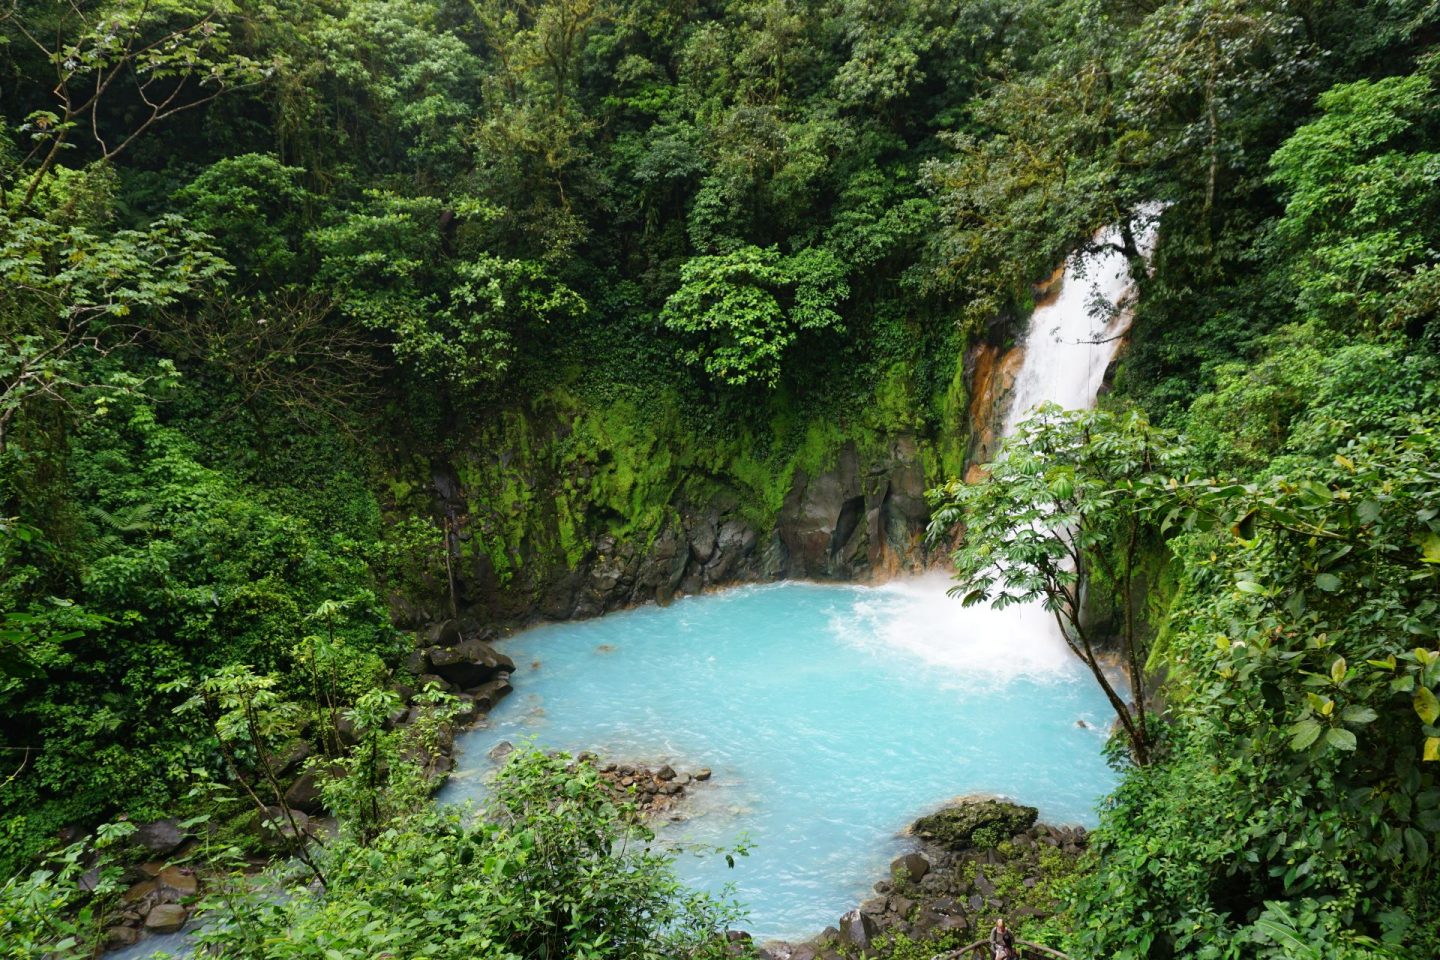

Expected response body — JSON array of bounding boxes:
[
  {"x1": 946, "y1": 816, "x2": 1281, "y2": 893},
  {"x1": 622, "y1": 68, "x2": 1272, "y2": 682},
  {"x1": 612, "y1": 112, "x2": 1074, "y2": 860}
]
[{"x1": 912, "y1": 799, "x2": 1038, "y2": 852}]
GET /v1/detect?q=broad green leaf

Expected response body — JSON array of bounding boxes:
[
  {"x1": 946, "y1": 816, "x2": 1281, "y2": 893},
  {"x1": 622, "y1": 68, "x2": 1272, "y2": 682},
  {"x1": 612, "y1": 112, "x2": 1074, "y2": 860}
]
[
  {"x1": 1315, "y1": 572, "x2": 1341, "y2": 592},
  {"x1": 1289, "y1": 719, "x2": 1322, "y2": 750},
  {"x1": 1236, "y1": 580, "x2": 1266, "y2": 595},
  {"x1": 1419, "y1": 532, "x2": 1440, "y2": 565},
  {"x1": 1325, "y1": 727, "x2": 1357, "y2": 751},
  {"x1": 1416, "y1": 686, "x2": 1440, "y2": 727},
  {"x1": 1341, "y1": 705, "x2": 1378, "y2": 725},
  {"x1": 1404, "y1": 827, "x2": 1429, "y2": 865},
  {"x1": 1253, "y1": 917, "x2": 1319, "y2": 959}
]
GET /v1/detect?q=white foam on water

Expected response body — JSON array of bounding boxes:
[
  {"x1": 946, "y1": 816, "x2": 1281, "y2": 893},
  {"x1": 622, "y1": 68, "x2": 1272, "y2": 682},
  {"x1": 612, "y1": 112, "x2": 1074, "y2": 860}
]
[{"x1": 835, "y1": 573, "x2": 1076, "y2": 681}]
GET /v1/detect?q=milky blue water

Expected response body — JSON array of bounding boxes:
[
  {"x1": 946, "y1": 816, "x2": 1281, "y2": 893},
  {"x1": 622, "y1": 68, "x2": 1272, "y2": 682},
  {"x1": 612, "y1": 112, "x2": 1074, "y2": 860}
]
[{"x1": 439, "y1": 575, "x2": 1120, "y2": 942}]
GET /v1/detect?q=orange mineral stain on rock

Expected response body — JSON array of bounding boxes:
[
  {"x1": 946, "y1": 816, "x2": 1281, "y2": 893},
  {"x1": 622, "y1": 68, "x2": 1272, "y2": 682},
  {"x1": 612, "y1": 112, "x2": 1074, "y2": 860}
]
[
  {"x1": 966, "y1": 342, "x2": 1026, "y2": 469},
  {"x1": 1032, "y1": 264, "x2": 1066, "y2": 308}
]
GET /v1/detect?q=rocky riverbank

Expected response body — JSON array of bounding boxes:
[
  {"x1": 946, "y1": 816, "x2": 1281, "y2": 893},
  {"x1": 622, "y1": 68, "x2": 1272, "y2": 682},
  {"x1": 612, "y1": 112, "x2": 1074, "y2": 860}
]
[
  {"x1": 99, "y1": 620, "x2": 517, "y2": 951},
  {"x1": 593, "y1": 758, "x2": 714, "y2": 819},
  {"x1": 744, "y1": 798, "x2": 1088, "y2": 960}
]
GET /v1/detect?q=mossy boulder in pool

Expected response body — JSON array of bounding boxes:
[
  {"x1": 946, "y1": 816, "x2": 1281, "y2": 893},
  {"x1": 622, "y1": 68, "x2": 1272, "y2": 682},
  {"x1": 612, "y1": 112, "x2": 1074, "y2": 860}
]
[{"x1": 912, "y1": 799, "x2": 1038, "y2": 851}]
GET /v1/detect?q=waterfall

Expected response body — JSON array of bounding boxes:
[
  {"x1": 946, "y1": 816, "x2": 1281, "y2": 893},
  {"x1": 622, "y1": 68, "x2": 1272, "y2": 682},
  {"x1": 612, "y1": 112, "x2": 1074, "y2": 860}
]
[
  {"x1": 874, "y1": 210, "x2": 1165, "y2": 690},
  {"x1": 1001, "y1": 209, "x2": 1162, "y2": 433}
]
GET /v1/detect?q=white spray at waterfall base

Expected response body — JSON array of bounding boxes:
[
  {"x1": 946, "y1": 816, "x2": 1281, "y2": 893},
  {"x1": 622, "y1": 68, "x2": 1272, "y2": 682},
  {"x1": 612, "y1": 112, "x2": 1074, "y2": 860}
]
[
  {"x1": 839, "y1": 573, "x2": 1076, "y2": 681},
  {"x1": 867, "y1": 208, "x2": 1164, "y2": 685}
]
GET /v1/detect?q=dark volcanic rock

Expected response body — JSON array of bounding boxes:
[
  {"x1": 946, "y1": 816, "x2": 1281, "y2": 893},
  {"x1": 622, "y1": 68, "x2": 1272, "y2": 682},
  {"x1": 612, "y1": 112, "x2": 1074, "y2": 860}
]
[
  {"x1": 470, "y1": 675, "x2": 513, "y2": 711},
  {"x1": 432, "y1": 423, "x2": 934, "y2": 621},
  {"x1": 422, "y1": 619, "x2": 463, "y2": 647},
  {"x1": 268, "y1": 739, "x2": 313, "y2": 778},
  {"x1": 890, "y1": 852, "x2": 930, "y2": 884},
  {"x1": 133, "y1": 819, "x2": 189, "y2": 857},
  {"x1": 105, "y1": 926, "x2": 140, "y2": 947},
  {"x1": 401, "y1": 649, "x2": 428, "y2": 675},
  {"x1": 256, "y1": 807, "x2": 310, "y2": 850},
  {"x1": 912, "y1": 799, "x2": 1038, "y2": 852},
  {"x1": 688, "y1": 516, "x2": 718, "y2": 565},
  {"x1": 838, "y1": 908, "x2": 879, "y2": 955},
  {"x1": 285, "y1": 764, "x2": 345, "y2": 814},
  {"x1": 156, "y1": 865, "x2": 197, "y2": 898},
  {"x1": 426, "y1": 639, "x2": 515, "y2": 688}
]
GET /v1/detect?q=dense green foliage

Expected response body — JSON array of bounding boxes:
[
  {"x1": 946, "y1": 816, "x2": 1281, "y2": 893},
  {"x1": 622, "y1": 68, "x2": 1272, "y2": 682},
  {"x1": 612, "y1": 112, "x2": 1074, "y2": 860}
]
[
  {"x1": 1, "y1": 0, "x2": 987, "y2": 872},
  {"x1": 192, "y1": 748, "x2": 743, "y2": 960},
  {"x1": 913, "y1": 2, "x2": 1440, "y2": 956},
  {"x1": 4, "y1": 0, "x2": 1440, "y2": 956},
  {"x1": 921, "y1": 9, "x2": 1440, "y2": 955}
]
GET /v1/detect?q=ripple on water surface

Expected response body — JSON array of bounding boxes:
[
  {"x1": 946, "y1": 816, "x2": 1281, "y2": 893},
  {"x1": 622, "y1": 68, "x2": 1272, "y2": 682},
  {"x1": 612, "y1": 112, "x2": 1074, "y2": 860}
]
[{"x1": 441, "y1": 575, "x2": 1119, "y2": 942}]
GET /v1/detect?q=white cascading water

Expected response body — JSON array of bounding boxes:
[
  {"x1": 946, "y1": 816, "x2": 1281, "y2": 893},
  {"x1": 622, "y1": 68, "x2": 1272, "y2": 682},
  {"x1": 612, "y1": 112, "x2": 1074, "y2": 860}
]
[
  {"x1": 1004, "y1": 210, "x2": 1162, "y2": 433},
  {"x1": 853, "y1": 208, "x2": 1163, "y2": 680}
]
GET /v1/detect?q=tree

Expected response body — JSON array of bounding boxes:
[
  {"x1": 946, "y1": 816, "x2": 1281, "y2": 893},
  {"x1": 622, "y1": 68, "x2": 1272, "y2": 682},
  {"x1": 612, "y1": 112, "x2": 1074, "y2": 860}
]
[
  {"x1": 0, "y1": 0, "x2": 270, "y2": 211},
  {"x1": 311, "y1": 190, "x2": 587, "y2": 390},
  {"x1": 1074, "y1": 413, "x2": 1440, "y2": 959},
  {"x1": 193, "y1": 748, "x2": 746, "y2": 959},
  {"x1": 1267, "y1": 71, "x2": 1440, "y2": 336},
  {"x1": 176, "y1": 664, "x2": 327, "y2": 884},
  {"x1": 153, "y1": 290, "x2": 384, "y2": 428},
  {"x1": 660, "y1": 244, "x2": 848, "y2": 388},
  {"x1": 0, "y1": 211, "x2": 226, "y2": 455},
  {"x1": 927, "y1": 404, "x2": 1183, "y2": 765},
  {"x1": 468, "y1": 0, "x2": 615, "y2": 259},
  {"x1": 920, "y1": 60, "x2": 1151, "y2": 327}
]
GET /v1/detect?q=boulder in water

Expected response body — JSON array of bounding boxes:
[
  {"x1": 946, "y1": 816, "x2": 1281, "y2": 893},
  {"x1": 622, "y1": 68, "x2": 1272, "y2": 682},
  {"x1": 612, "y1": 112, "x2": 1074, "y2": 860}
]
[
  {"x1": 105, "y1": 926, "x2": 141, "y2": 947},
  {"x1": 156, "y1": 865, "x2": 197, "y2": 898},
  {"x1": 470, "y1": 675, "x2": 513, "y2": 712},
  {"x1": 144, "y1": 903, "x2": 188, "y2": 933},
  {"x1": 427, "y1": 639, "x2": 515, "y2": 689},
  {"x1": 912, "y1": 798, "x2": 1038, "y2": 851},
  {"x1": 838, "y1": 908, "x2": 879, "y2": 955}
]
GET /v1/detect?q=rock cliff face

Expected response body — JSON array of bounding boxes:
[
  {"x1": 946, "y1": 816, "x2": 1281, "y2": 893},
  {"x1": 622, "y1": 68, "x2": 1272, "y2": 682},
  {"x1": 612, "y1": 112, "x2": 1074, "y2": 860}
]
[
  {"x1": 963, "y1": 341, "x2": 1025, "y2": 481},
  {"x1": 413, "y1": 431, "x2": 936, "y2": 627},
  {"x1": 381, "y1": 313, "x2": 1050, "y2": 628}
]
